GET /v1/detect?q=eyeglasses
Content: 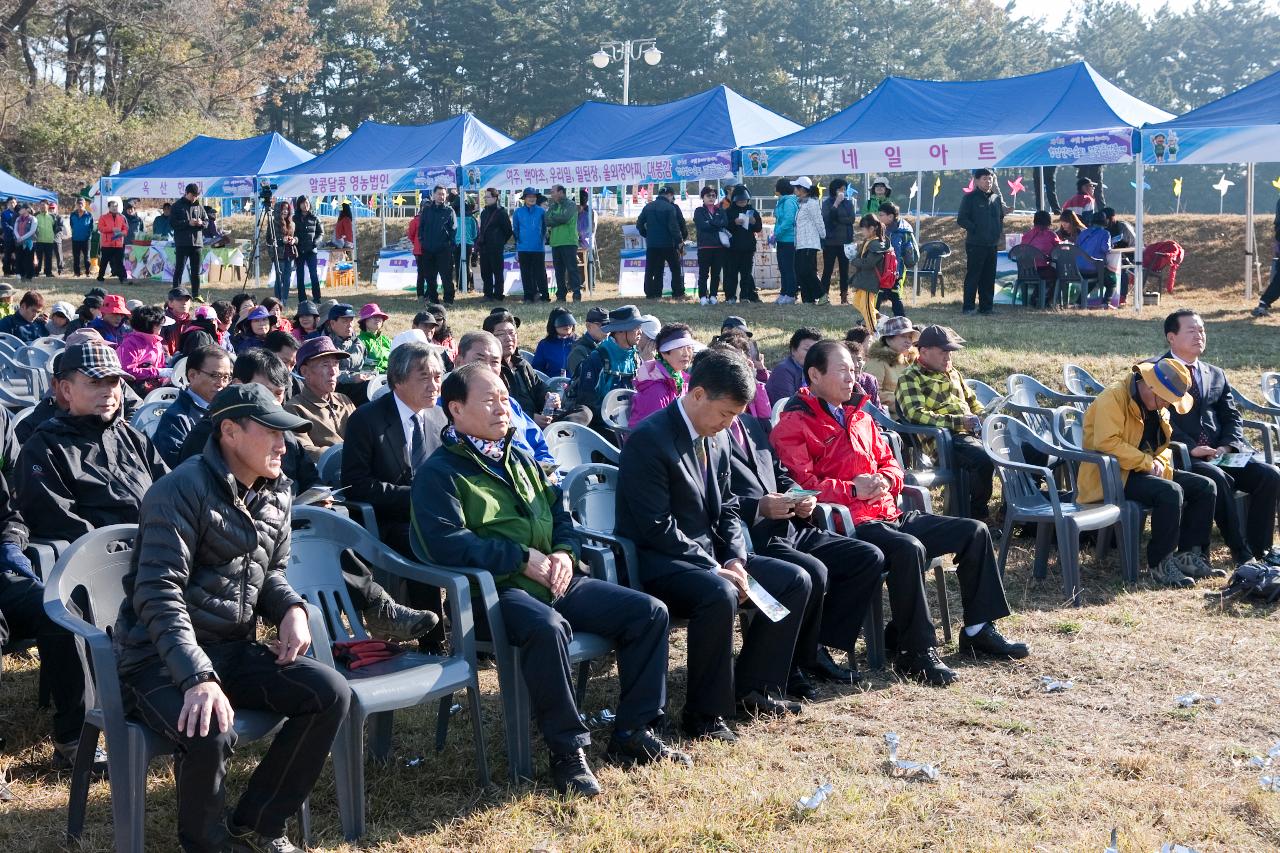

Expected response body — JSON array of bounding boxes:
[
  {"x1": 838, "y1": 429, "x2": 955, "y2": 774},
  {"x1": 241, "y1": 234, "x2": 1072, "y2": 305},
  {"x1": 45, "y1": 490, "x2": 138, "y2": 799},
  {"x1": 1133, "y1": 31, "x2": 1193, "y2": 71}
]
[{"x1": 196, "y1": 370, "x2": 233, "y2": 382}]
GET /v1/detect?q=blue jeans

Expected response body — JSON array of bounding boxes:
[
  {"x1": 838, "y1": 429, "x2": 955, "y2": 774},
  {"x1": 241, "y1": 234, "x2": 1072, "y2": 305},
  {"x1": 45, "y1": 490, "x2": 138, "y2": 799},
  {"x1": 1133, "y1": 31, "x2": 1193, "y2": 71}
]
[
  {"x1": 273, "y1": 255, "x2": 294, "y2": 305},
  {"x1": 295, "y1": 251, "x2": 320, "y2": 302},
  {"x1": 776, "y1": 241, "x2": 797, "y2": 297}
]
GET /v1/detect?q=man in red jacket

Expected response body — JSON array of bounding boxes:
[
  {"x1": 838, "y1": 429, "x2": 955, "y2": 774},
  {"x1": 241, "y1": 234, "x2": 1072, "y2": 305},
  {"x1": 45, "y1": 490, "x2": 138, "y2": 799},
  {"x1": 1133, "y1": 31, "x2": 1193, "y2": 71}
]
[{"x1": 771, "y1": 340, "x2": 1029, "y2": 686}]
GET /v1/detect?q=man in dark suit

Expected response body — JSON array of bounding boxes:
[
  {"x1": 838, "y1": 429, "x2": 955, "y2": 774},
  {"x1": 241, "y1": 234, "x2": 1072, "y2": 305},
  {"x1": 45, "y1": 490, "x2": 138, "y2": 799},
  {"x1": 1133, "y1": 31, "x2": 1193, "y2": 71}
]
[
  {"x1": 343, "y1": 341, "x2": 450, "y2": 646},
  {"x1": 719, "y1": 349, "x2": 885, "y2": 701},
  {"x1": 617, "y1": 349, "x2": 813, "y2": 743},
  {"x1": 1165, "y1": 309, "x2": 1280, "y2": 567}
]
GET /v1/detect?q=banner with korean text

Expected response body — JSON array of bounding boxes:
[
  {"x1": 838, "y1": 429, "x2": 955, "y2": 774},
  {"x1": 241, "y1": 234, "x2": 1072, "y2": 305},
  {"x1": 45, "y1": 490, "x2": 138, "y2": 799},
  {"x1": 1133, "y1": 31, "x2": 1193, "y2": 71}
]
[{"x1": 471, "y1": 150, "x2": 736, "y2": 191}]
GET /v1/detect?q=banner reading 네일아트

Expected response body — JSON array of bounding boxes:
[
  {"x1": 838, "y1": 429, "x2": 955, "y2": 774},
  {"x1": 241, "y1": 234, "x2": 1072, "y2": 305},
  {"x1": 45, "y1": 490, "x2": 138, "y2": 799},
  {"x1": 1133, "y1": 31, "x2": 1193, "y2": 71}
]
[{"x1": 749, "y1": 129, "x2": 1137, "y2": 176}]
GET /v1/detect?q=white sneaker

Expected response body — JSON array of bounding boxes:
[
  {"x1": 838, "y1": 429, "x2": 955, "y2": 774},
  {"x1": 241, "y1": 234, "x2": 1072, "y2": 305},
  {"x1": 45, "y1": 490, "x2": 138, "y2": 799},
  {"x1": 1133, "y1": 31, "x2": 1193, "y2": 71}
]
[{"x1": 699, "y1": 297, "x2": 709, "y2": 306}]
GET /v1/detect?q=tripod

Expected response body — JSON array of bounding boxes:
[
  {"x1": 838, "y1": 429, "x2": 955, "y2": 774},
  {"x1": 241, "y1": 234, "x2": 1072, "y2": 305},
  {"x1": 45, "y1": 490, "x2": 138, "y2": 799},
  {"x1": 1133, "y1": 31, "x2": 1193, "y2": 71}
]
[{"x1": 247, "y1": 193, "x2": 284, "y2": 295}]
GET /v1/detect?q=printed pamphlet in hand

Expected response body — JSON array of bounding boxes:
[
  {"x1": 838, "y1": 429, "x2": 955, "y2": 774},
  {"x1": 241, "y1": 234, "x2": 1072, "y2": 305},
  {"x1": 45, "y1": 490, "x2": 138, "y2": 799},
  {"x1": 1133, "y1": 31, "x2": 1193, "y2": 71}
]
[
  {"x1": 784, "y1": 487, "x2": 821, "y2": 503},
  {"x1": 745, "y1": 576, "x2": 790, "y2": 623},
  {"x1": 295, "y1": 484, "x2": 348, "y2": 506},
  {"x1": 1213, "y1": 452, "x2": 1258, "y2": 468}
]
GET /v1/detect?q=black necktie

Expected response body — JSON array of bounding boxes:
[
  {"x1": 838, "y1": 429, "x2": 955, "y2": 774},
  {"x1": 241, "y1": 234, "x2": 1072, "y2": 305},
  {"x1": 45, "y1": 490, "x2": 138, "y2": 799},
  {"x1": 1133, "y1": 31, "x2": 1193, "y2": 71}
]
[{"x1": 410, "y1": 414, "x2": 428, "y2": 470}]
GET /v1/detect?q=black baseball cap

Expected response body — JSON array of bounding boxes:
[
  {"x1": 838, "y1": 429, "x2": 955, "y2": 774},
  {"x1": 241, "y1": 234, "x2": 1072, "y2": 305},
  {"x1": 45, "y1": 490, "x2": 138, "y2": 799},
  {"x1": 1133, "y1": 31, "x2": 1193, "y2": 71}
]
[
  {"x1": 84, "y1": 286, "x2": 107, "y2": 300},
  {"x1": 721, "y1": 315, "x2": 752, "y2": 337},
  {"x1": 208, "y1": 383, "x2": 312, "y2": 432},
  {"x1": 167, "y1": 287, "x2": 191, "y2": 301},
  {"x1": 916, "y1": 325, "x2": 966, "y2": 352},
  {"x1": 483, "y1": 308, "x2": 521, "y2": 331},
  {"x1": 584, "y1": 307, "x2": 609, "y2": 324},
  {"x1": 412, "y1": 310, "x2": 440, "y2": 327}
]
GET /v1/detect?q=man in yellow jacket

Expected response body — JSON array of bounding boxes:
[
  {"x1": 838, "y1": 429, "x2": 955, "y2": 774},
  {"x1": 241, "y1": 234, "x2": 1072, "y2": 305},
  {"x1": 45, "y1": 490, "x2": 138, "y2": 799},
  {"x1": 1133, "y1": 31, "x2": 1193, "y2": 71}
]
[{"x1": 1079, "y1": 357, "x2": 1217, "y2": 587}]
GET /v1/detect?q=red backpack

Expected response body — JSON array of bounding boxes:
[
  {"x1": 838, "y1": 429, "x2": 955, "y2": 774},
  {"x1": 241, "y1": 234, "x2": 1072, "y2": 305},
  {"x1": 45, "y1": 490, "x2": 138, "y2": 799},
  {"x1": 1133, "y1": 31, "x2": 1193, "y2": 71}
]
[{"x1": 878, "y1": 248, "x2": 898, "y2": 290}]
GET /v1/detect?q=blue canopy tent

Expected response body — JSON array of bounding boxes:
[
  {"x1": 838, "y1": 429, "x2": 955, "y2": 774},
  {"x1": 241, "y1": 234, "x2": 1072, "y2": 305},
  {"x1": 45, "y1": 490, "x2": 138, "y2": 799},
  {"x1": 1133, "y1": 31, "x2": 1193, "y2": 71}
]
[
  {"x1": 469, "y1": 85, "x2": 802, "y2": 190},
  {"x1": 0, "y1": 168, "x2": 56, "y2": 204},
  {"x1": 750, "y1": 62, "x2": 1174, "y2": 308},
  {"x1": 1140, "y1": 69, "x2": 1280, "y2": 298},
  {"x1": 99, "y1": 132, "x2": 313, "y2": 199}
]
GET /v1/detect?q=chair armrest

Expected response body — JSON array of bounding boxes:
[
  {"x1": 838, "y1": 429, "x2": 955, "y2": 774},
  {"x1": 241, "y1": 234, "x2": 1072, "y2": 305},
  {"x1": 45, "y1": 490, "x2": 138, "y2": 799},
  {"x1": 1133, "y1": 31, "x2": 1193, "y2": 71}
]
[
  {"x1": 899, "y1": 485, "x2": 933, "y2": 514},
  {"x1": 23, "y1": 542, "x2": 57, "y2": 581},
  {"x1": 813, "y1": 502, "x2": 854, "y2": 535},
  {"x1": 1242, "y1": 418, "x2": 1276, "y2": 464},
  {"x1": 1168, "y1": 441, "x2": 1192, "y2": 470},
  {"x1": 30, "y1": 537, "x2": 72, "y2": 557},
  {"x1": 341, "y1": 500, "x2": 381, "y2": 540},
  {"x1": 580, "y1": 542, "x2": 618, "y2": 585},
  {"x1": 573, "y1": 524, "x2": 640, "y2": 590},
  {"x1": 303, "y1": 603, "x2": 338, "y2": 668},
  {"x1": 374, "y1": 554, "x2": 481, "y2": 662}
]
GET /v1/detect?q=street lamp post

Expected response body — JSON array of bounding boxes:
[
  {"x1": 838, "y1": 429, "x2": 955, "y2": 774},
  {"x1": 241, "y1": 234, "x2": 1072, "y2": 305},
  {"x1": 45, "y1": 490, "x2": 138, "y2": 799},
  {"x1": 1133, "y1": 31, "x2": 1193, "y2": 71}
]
[{"x1": 589, "y1": 38, "x2": 661, "y2": 105}]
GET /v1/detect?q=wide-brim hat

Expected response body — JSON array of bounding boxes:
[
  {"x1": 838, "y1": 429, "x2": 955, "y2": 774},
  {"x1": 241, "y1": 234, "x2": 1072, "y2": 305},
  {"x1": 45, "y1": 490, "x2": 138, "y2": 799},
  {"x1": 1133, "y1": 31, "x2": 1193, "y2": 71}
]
[
  {"x1": 601, "y1": 304, "x2": 644, "y2": 332},
  {"x1": 638, "y1": 314, "x2": 661, "y2": 341},
  {"x1": 869, "y1": 175, "x2": 892, "y2": 193},
  {"x1": 1135, "y1": 357, "x2": 1194, "y2": 415},
  {"x1": 720, "y1": 315, "x2": 752, "y2": 337},
  {"x1": 101, "y1": 294, "x2": 129, "y2": 317},
  {"x1": 358, "y1": 303, "x2": 389, "y2": 322},
  {"x1": 296, "y1": 335, "x2": 353, "y2": 366}
]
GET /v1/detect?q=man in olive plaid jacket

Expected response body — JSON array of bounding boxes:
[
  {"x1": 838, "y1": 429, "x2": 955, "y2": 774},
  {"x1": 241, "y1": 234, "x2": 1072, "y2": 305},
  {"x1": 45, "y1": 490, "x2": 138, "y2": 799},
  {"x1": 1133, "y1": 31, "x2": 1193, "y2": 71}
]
[{"x1": 895, "y1": 325, "x2": 994, "y2": 520}]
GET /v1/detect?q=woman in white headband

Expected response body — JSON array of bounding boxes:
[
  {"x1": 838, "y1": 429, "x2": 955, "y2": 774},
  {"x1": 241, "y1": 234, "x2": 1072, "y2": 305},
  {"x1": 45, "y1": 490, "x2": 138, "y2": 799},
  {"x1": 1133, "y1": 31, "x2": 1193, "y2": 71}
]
[{"x1": 629, "y1": 323, "x2": 697, "y2": 428}]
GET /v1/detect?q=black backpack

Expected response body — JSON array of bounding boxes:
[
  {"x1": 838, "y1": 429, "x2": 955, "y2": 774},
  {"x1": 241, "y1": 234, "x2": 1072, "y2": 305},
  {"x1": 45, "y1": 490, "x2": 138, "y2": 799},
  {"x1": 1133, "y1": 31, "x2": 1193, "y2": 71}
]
[{"x1": 1215, "y1": 562, "x2": 1280, "y2": 603}]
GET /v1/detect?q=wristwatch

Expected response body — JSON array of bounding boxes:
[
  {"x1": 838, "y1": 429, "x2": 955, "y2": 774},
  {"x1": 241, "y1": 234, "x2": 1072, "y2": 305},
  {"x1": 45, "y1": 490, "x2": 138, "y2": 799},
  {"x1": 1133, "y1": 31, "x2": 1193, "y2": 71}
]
[{"x1": 181, "y1": 671, "x2": 220, "y2": 692}]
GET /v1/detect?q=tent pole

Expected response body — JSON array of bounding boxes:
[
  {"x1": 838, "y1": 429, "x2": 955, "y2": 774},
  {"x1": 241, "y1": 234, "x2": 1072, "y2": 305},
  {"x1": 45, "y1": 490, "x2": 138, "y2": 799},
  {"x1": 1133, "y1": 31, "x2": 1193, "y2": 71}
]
[
  {"x1": 380, "y1": 193, "x2": 387, "y2": 249},
  {"x1": 457, "y1": 169, "x2": 467, "y2": 294},
  {"x1": 253, "y1": 194, "x2": 260, "y2": 287},
  {"x1": 1245, "y1": 162, "x2": 1256, "y2": 300},
  {"x1": 1133, "y1": 153, "x2": 1145, "y2": 313},
  {"x1": 1038, "y1": 166, "x2": 1046, "y2": 211},
  {"x1": 913, "y1": 169, "x2": 923, "y2": 304}
]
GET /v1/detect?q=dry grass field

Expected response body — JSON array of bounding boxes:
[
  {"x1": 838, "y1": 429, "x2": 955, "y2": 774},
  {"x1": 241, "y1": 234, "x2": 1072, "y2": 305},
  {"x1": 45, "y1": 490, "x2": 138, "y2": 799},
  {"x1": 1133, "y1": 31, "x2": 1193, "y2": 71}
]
[{"x1": 0, "y1": 271, "x2": 1278, "y2": 852}]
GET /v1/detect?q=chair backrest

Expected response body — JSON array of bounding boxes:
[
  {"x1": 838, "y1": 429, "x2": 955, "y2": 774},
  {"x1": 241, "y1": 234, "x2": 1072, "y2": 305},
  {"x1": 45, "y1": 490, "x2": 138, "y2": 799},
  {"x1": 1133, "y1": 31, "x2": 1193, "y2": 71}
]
[
  {"x1": 170, "y1": 356, "x2": 189, "y2": 389},
  {"x1": 1262, "y1": 372, "x2": 1280, "y2": 408},
  {"x1": 130, "y1": 401, "x2": 171, "y2": 438},
  {"x1": 31, "y1": 336, "x2": 66, "y2": 354},
  {"x1": 0, "y1": 332, "x2": 25, "y2": 352},
  {"x1": 601, "y1": 387, "x2": 635, "y2": 431},
  {"x1": 14, "y1": 345, "x2": 52, "y2": 372},
  {"x1": 367, "y1": 374, "x2": 388, "y2": 401},
  {"x1": 1007, "y1": 243, "x2": 1046, "y2": 279},
  {"x1": 8, "y1": 403, "x2": 35, "y2": 447},
  {"x1": 546, "y1": 376, "x2": 571, "y2": 398},
  {"x1": 562, "y1": 463, "x2": 621, "y2": 536},
  {"x1": 544, "y1": 421, "x2": 619, "y2": 469},
  {"x1": 1051, "y1": 244, "x2": 1083, "y2": 282},
  {"x1": 317, "y1": 443, "x2": 343, "y2": 487},
  {"x1": 770, "y1": 396, "x2": 788, "y2": 428},
  {"x1": 143, "y1": 385, "x2": 181, "y2": 405},
  {"x1": 965, "y1": 378, "x2": 1002, "y2": 409},
  {"x1": 1053, "y1": 405, "x2": 1085, "y2": 450},
  {"x1": 0, "y1": 349, "x2": 44, "y2": 398},
  {"x1": 518, "y1": 349, "x2": 536, "y2": 365},
  {"x1": 918, "y1": 241, "x2": 950, "y2": 272},
  {"x1": 1063, "y1": 363, "x2": 1105, "y2": 397},
  {"x1": 286, "y1": 510, "x2": 370, "y2": 643},
  {"x1": 982, "y1": 415, "x2": 1054, "y2": 511}
]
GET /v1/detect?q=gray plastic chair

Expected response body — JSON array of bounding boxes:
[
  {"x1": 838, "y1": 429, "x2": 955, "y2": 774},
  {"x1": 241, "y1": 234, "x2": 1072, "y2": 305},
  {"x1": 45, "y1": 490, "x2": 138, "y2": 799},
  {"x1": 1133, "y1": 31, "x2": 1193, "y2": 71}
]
[
  {"x1": 601, "y1": 387, "x2": 635, "y2": 436},
  {"x1": 128, "y1": 401, "x2": 170, "y2": 438},
  {"x1": 143, "y1": 385, "x2": 181, "y2": 405},
  {"x1": 543, "y1": 421, "x2": 620, "y2": 470},
  {"x1": 42, "y1": 525, "x2": 310, "y2": 853},
  {"x1": 408, "y1": 506, "x2": 613, "y2": 783},
  {"x1": 1232, "y1": 388, "x2": 1280, "y2": 464},
  {"x1": 864, "y1": 401, "x2": 968, "y2": 519},
  {"x1": 770, "y1": 396, "x2": 788, "y2": 428},
  {"x1": 14, "y1": 344, "x2": 52, "y2": 374},
  {"x1": 965, "y1": 378, "x2": 1002, "y2": 410},
  {"x1": 289, "y1": 508, "x2": 488, "y2": 840},
  {"x1": 1007, "y1": 243, "x2": 1050, "y2": 308},
  {"x1": 1062, "y1": 363, "x2": 1106, "y2": 398},
  {"x1": 0, "y1": 332, "x2": 25, "y2": 351},
  {"x1": 916, "y1": 240, "x2": 950, "y2": 297},
  {"x1": 984, "y1": 416, "x2": 1131, "y2": 604},
  {"x1": 545, "y1": 375, "x2": 571, "y2": 398},
  {"x1": 30, "y1": 335, "x2": 66, "y2": 354},
  {"x1": 0, "y1": 349, "x2": 46, "y2": 402},
  {"x1": 317, "y1": 443, "x2": 344, "y2": 487},
  {"x1": 1262, "y1": 372, "x2": 1280, "y2": 408}
]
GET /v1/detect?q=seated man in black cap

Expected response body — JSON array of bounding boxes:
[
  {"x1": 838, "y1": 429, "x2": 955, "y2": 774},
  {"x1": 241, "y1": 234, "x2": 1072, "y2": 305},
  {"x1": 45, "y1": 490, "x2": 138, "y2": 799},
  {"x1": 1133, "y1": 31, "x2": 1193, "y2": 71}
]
[
  {"x1": 483, "y1": 308, "x2": 592, "y2": 428},
  {"x1": 285, "y1": 336, "x2": 357, "y2": 462},
  {"x1": 896, "y1": 325, "x2": 995, "y2": 521},
  {"x1": 152, "y1": 344, "x2": 233, "y2": 468},
  {"x1": 322, "y1": 302, "x2": 373, "y2": 404},
  {"x1": 566, "y1": 306, "x2": 608, "y2": 377},
  {"x1": 569, "y1": 304, "x2": 642, "y2": 430},
  {"x1": 115, "y1": 383, "x2": 350, "y2": 853},
  {"x1": 412, "y1": 363, "x2": 688, "y2": 797},
  {"x1": 16, "y1": 340, "x2": 169, "y2": 543},
  {"x1": 1163, "y1": 309, "x2": 1280, "y2": 569}
]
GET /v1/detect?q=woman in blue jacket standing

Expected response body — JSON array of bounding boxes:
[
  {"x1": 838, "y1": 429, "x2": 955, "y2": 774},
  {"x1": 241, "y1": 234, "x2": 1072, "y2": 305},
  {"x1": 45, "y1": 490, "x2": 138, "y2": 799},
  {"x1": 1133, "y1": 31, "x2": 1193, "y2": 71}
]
[{"x1": 512, "y1": 187, "x2": 548, "y2": 302}]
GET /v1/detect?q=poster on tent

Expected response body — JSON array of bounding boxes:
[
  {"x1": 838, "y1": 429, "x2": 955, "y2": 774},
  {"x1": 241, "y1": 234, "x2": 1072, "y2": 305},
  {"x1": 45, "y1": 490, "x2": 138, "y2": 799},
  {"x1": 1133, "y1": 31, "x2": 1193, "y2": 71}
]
[
  {"x1": 260, "y1": 250, "x2": 334, "y2": 288},
  {"x1": 124, "y1": 241, "x2": 246, "y2": 281},
  {"x1": 472, "y1": 150, "x2": 736, "y2": 191},
  {"x1": 1140, "y1": 127, "x2": 1268, "y2": 165},
  {"x1": 617, "y1": 248, "x2": 699, "y2": 298},
  {"x1": 750, "y1": 129, "x2": 1137, "y2": 176},
  {"x1": 100, "y1": 175, "x2": 257, "y2": 199}
]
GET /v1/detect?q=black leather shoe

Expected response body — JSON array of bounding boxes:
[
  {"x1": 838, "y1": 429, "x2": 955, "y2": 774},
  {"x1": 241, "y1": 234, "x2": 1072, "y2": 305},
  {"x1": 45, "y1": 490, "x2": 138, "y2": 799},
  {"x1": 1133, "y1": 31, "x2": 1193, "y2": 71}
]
[
  {"x1": 607, "y1": 728, "x2": 693, "y2": 767},
  {"x1": 893, "y1": 648, "x2": 957, "y2": 687},
  {"x1": 786, "y1": 667, "x2": 818, "y2": 702},
  {"x1": 736, "y1": 689, "x2": 802, "y2": 719},
  {"x1": 549, "y1": 748, "x2": 601, "y2": 797},
  {"x1": 680, "y1": 712, "x2": 737, "y2": 743},
  {"x1": 958, "y1": 622, "x2": 1030, "y2": 660},
  {"x1": 802, "y1": 646, "x2": 861, "y2": 685},
  {"x1": 883, "y1": 622, "x2": 899, "y2": 655}
]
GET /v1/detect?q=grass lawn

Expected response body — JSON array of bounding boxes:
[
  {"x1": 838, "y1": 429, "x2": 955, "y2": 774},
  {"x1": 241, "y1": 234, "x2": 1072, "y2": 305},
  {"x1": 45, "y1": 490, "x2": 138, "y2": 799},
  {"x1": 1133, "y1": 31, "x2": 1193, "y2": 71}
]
[{"x1": 0, "y1": 273, "x2": 1278, "y2": 851}]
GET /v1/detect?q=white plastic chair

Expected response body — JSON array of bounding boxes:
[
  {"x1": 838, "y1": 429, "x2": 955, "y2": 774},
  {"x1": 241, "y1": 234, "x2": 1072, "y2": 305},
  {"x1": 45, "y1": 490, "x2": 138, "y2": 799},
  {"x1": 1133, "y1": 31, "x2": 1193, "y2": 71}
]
[
  {"x1": 601, "y1": 387, "x2": 635, "y2": 434},
  {"x1": 143, "y1": 386, "x2": 180, "y2": 405},
  {"x1": 544, "y1": 421, "x2": 620, "y2": 470},
  {"x1": 366, "y1": 374, "x2": 388, "y2": 401},
  {"x1": 170, "y1": 356, "x2": 188, "y2": 389},
  {"x1": 770, "y1": 396, "x2": 788, "y2": 428},
  {"x1": 129, "y1": 401, "x2": 170, "y2": 439}
]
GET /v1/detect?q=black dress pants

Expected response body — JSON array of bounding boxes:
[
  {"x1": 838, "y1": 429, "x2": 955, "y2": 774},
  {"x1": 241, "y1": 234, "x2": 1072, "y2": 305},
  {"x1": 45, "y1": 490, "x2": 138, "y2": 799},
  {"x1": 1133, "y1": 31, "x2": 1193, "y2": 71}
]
[
  {"x1": 0, "y1": 573, "x2": 87, "y2": 744},
  {"x1": 551, "y1": 244, "x2": 582, "y2": 300},
  {"x1": 644, "y1": 555, "x2": 810, "y2": 718},
  {"x1": 175, "y1": 245, "x2": 202, "y2": 296},
  {"x1": 697, "y1": 248, "x2": 722, "y2": 299},
  {"x1": 1191, "y1": 459, "x2": 1280, "y2": 562},
  {"x1": 757, "y1": 527, "x2": 883, "y2": 666},
  {"x1": 722, "y1": 249, "x2": 758, "y2": 302},
  {"x1": 72, "y1": 240, "x2": 90, "y2": 276},
  {"x1": 494, "y1": 576, "x2": 669, "y2": 753},
  {"x1": 855, "y1": 510, "x2": 1011, "y2": 637},
  {"x1": 98, "y1": 246, "x2": 126, "y2": 282},
  {"x1": 963, "y1": 243, "x2": 998, "y2": 313},
  {"x1": 121, "y1": 642, "x2": 350, "y2": 853},
  {"x1": 1123, "y1": 470, "x2": 1216, "y2": 567},
  {"x1": 821, "y1": 248, "x2": 849, "y2": 301},
  {"x1": 951, "y1": 432, "x2": 995, "y2": 518},
  {"x1": 518, "y1": 251, "x2": 548, "y2": 302},
  {"x1": 420, "y1": 248, "x2": 455, "y2": 303},
  {"x1": 644, "y1": 246, "x2": 682, "y2": 299},
  {"x1": 479, "y1": 244, "x2": 505, "y2": 300}
]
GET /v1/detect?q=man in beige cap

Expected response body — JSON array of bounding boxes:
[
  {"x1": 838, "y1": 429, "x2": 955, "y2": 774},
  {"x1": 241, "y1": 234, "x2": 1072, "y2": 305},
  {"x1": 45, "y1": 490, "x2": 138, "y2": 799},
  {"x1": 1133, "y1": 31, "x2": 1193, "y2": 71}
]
[{"x1": 1078, "y1": 356, "x2": 1218, "y2": 586}]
